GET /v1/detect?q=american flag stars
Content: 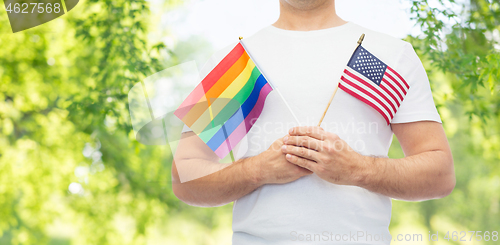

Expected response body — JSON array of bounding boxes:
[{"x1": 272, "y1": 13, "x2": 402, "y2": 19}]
[{"x1": 349, "y1": 48, "x2": 388, "y2": 86}]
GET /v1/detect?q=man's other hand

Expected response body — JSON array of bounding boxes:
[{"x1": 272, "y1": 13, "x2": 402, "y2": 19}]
[
  {"x1": 248, "y1": 137, "x2": 313, "y2": 185},
  {"x1": 280, "y1": 126, "x2": 364, "y2": 185},
  {"x1": 280, "y1": 124, "x2": 455, "y2": 201}
]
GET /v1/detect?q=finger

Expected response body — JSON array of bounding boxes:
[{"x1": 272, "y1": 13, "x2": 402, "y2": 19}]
[
  {"x1": 289, "y1": 126, "x2": 325, "y2": 140},
  {"x1": 282, "y1": 145, "x2": 320, "y2": 162},
  {"x1": 284, "y1": 136, "x2": 321, "y2": 151},
  {"x1": 286, "y1": 154, "x2": 317, "y2": 172}
]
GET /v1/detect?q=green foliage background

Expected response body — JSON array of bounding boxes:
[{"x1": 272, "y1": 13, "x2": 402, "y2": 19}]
[{"x1": 0, "y1": 0, "x2": 498, "y2": 244}]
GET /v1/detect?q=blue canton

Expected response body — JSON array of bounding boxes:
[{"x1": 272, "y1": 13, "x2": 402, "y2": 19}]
[{"x1": 347, "y1": 45, "x2": 388, "y2": 86}]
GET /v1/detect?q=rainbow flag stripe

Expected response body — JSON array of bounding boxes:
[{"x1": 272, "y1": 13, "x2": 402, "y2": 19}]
[{"x1": 174, "y1": 43, "x2": 273, "y2": 159}]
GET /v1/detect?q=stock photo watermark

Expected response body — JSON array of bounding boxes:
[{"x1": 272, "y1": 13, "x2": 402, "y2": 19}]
[
  {"x1": 289, "y1": 230, "x2": 499, "y2": 243},
  {"x1": 3, "y1": 0, "x2": 79, "y2": 33}
]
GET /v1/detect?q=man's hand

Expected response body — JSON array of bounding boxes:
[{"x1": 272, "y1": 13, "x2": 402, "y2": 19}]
[
  {"x1": 280, "y1": 123, "x2": 455, "y2": 201},
  {"x1": 280, "y1": 126, "x2": 365, "y2": 185},
  {"x1": 172, "y1": 132, "x2": 312, "y2": 207},
  {"x1": 249, "y1": 137, "x2": 313, "y2": 185}
]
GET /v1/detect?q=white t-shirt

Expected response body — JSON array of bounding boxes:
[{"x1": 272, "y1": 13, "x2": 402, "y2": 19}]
[{"x1": 184, "y1": 22, "x2": 441, "y2": 244}]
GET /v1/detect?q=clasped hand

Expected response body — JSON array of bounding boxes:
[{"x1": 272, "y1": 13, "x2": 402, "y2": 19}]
[{"x1": 281, "y1": 126, "x2": 368, "y2": 185}]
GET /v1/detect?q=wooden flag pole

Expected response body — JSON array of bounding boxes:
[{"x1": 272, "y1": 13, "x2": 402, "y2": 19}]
[{"x1": 317, "y1": 33, "x2": 365, "y2": 127}]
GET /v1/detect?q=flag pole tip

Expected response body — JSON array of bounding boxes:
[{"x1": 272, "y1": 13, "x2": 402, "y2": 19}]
[
  {"x1": 357, "y1": 34, "x2": 365, "y2": 45},
  {"x1": 239, "y1": 36, "x2": 243, "y2": 40}
]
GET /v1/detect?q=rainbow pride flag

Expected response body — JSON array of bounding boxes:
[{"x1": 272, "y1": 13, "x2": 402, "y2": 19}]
[{"x1": 174, "y1": 42, "x2": 273, "y2": 159}]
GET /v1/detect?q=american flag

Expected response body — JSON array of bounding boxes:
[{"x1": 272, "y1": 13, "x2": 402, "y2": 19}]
[{"x1": 338, "y1": 45, "x2": 409, "y2": 125}]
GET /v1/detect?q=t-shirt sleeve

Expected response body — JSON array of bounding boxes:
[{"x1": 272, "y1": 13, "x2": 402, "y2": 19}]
[
  {"x1": 181, "y1": 42, "x2": 238, "y2": 133},
  {"x1": 391, "y1": 42, "x2": 442, "y2": 124}
]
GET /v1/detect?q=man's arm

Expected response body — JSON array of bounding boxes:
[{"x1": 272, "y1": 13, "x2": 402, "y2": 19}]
[
  {"x1": 172, "y1": 132, "x2": 312, "y2": 207},
  {"x1": 280, "y1": 122, "x2": 455, "y2": 201},
  {"x1": 171, "y1": 157, "x2": 260, "y2": 207}
]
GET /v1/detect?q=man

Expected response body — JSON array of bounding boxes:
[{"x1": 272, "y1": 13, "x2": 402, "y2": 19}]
[{"x1": 172, "y1": 0, "x2": 455, "y2": 244}]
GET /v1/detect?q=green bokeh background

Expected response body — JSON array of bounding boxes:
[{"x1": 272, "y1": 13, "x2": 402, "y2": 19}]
[{"x1": 0, "y1": 0, "x2": 499, "y2": 244}]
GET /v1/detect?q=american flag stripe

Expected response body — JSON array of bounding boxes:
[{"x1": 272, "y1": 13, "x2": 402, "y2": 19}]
[
  {"x1": 339, "y1": 82, "x2": 391, "y2": 124},
  {"x1": 344, "y1": 68, "x2": 398, "y2": 115},
  {"x1": 380, "y1": 69, "x2": 409, "y2": 105},
  {"x1": 385, "y1": 71, "x2": 407, "y2": 95},
  {"x1": 340, "y1": 75, "x2": 394, "y2": 118},
  {"x1": 382, "y1": 77, "x2": 404, "y2": 101},
  {"x1": 387, "y1": 66, "x2": 409, "y2": 89},
  {"x1": 379, "y1": 82, "x2": 401, "y2": 107}
]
